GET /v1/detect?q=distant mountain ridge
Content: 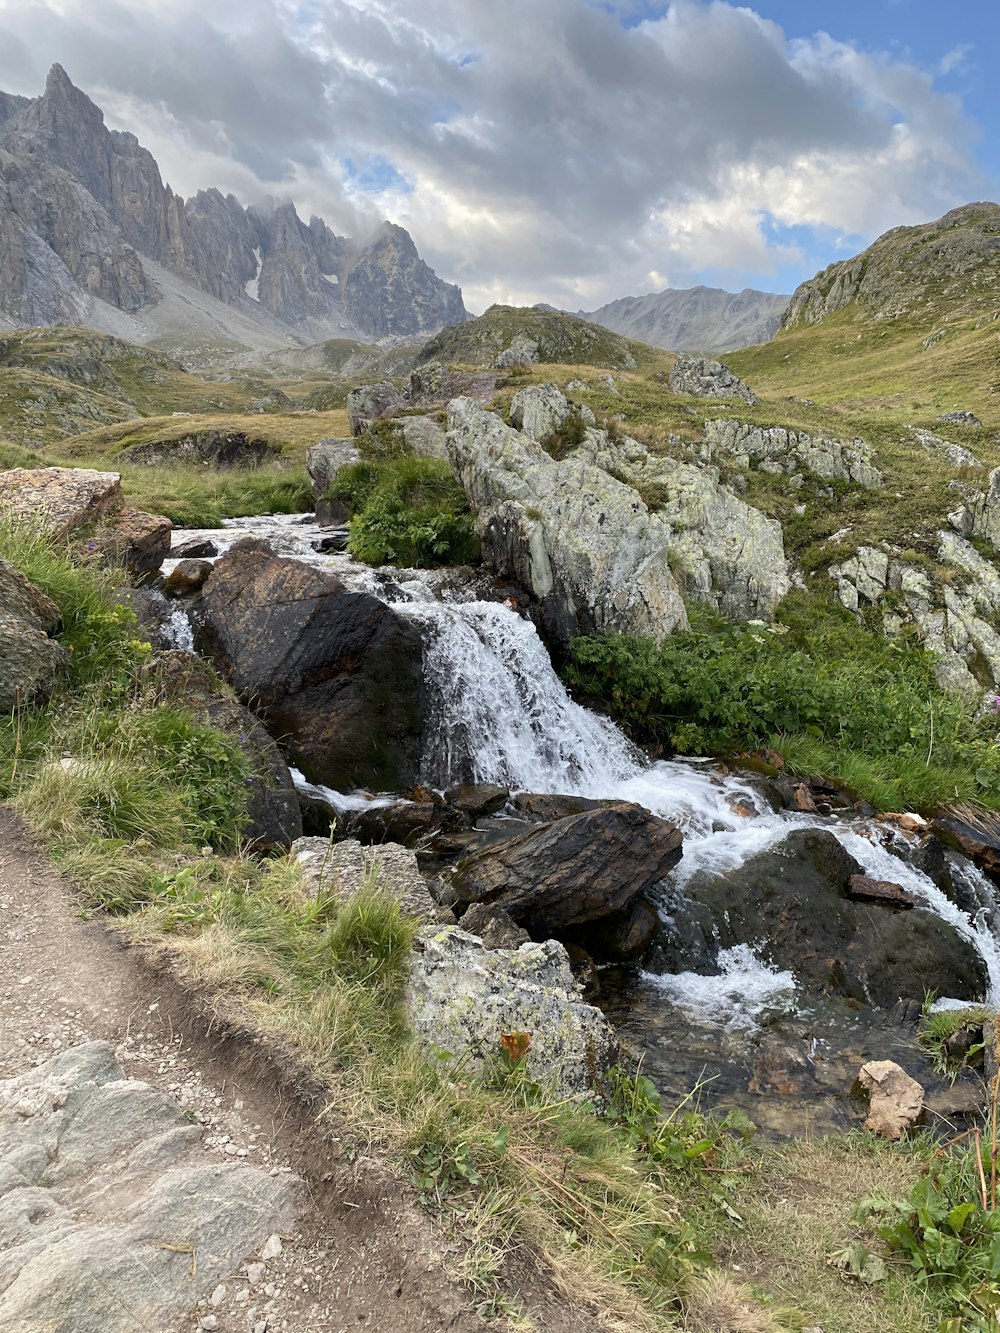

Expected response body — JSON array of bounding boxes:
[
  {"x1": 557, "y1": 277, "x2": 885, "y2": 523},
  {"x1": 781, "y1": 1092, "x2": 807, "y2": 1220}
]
[
  {"x1": 0, "y1": 65, "x2": 466, "y2": 349},
  {"x1": 579, "y1": 285, "x2": 789, "y2": 354}
]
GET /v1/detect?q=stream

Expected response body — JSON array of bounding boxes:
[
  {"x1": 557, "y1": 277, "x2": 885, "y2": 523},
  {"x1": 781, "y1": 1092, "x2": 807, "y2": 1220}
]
[{"x1": 163, "y1": 514, "x2": 1000, "y2": 1134}]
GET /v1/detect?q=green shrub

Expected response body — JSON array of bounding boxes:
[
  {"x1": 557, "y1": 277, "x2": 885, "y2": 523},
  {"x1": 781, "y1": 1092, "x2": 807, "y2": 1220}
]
[
  {"x1": 329, "y1": 456, "x2": 479, "y2": 568},
  {"x1": 563, "y1": 592, "x2": 1000, "y2": 812}
]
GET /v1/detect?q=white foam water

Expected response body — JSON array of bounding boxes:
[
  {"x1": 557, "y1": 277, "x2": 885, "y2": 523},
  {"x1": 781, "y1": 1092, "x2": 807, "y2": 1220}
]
[{"x1": 641, "y1": 945, "x2": 796, "y2": 1030}]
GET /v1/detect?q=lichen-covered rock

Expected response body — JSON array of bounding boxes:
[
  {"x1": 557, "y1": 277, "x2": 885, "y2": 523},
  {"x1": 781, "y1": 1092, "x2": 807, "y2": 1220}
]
[
  {"x1": 306, "y1": 437, "x2": 360, "y2": 499},
  {"x1": 0, "y1": 466, "x2": 122, "y2": 538},
  {"x1": 586, "y1": 434, "x2": 789, "y2": 620},
  {"x1": 949, "y1": 468, "x2": 1000, "y2": 552},
  {"x1": 939, "y1": 411, "x2": 983, "y2": 427},
  {"x1": 509, "y1": 383, "x2": 595, "y2": 441},
  {"x1": 406, "y1": 927, "x2": 619, "y2": 1099},
  {"x1": 400, "y1": 414, "x2": 448, "y2": 459},
  {"x1": 447, "y1": 396, "x2": 689, "y2": 647},
  {"x1": 704, "y1": 418, "x2": 882, "y2": 488},
  {"x1": 494, "y1": 333, "x2": 539, "y2": 368},
  {"x1": 346, "y1": 381, "x2": 404, "y2": 436},
  {"x1": 830, "y1": 534, "x2": 1000, "y2": 693},
  {"x1": 668, "y1": 355, "x2": 757, "y2": 405},
  {"x1": 293, "y1": 835, "x2": 435, "y2": 918},
  {"x1": 0, "y1": 1042, "x2": 302, "y2": 1333},
  {"x1": 912, "y1": 428, "x2": 981, "y2": 470},
  {"x1": 0, "y1": 557, "x2": 67, "y2": 711}
]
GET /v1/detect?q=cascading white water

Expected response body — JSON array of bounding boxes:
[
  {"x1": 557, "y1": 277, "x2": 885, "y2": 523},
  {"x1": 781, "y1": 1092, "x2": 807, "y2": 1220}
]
[{"x1": 164, "y1": 512, "x2": 1000, "y2": 1011}]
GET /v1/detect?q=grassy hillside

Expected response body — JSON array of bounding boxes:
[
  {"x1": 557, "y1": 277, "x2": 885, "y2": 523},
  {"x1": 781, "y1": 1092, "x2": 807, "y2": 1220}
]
[{"x1": 417, "y1": 304, "x2": 668, "y2": 372}]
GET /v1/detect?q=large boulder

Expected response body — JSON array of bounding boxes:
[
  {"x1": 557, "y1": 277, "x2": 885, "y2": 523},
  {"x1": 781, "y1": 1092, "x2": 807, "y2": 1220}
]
[
  {"x1": 406, "y1": 927, "x2": 619, "y2": 1100},
  {"x1": 149, "y1": 651, "x2": 302, "y2": 850},
  {"x1": 446, "y1": 397, "x2": 689, "y2": 648},
  {"x1": 346, "y1": 381, "x2": 403, "y2": 436},
  {"x1": 509, "y1": 383, "x2": 595, "y2": 442},
  {"x1": 399, "y1": 414, "x2": 448, "y2": 459},
  {"x1": 195, "y1": 540, "x2": 424, "y2": 791},
  {"x1": 0, "y1": 558, "x2": 68, "y2": 711},
  {"x1": 0, "y1": 467, "x2": 170, "y2": 574},
  {"x1": 452, "y1": 802, "x2": 683, "y2": 957},
  {"x1": 306, "y1": 438, "x2": 360, "y2": 500},
  {"x1": 668, "y1": 355, "x2": 757, "y2": 405},
  {"x1": 667, "y1": 828, "x2": 987, "y2": 1006}
]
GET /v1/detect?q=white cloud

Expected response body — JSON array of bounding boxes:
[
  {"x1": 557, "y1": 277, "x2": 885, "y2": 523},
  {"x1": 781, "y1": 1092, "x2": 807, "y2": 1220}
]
[{"x1": 0, "y1": 0, "x2": 990, "y2": 307}]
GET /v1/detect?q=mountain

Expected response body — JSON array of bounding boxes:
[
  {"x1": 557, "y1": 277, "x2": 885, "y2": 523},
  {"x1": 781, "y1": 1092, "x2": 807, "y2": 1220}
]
[
  {"x1": 0, "y1": 65, "x2": 466, "y2": 353},
  {"x1": 729, "y1": 202, "x2": 1000, "y2": 413},
  {"x1": 579, "y1": 285, "x2": 789, "y2": 354}
]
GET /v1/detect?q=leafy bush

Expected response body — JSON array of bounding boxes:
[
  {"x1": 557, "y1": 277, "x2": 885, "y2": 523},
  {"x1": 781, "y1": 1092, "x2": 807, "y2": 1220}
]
[
  {"x1": 564, "y1": 593, "x2": 1000, "y2": 811},
  {"x1": 329, "y1": 455, "x2": 479, "y2": 568}
]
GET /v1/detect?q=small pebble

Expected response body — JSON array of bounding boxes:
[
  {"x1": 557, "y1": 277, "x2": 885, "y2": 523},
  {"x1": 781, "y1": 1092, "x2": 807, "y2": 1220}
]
[
  {"x1": 198, "y1": 1318, "x2": 218, "y2": 1331},
  {"x1": 210, "y1": 1283, "x2": 227, "y2": 1307},
  {"x1": 247, "y1": 1262, "x2": 266, "y2": 1286},
  {"x1": 261, "y1": 1234, "x2": 283, "y2": 1260}
]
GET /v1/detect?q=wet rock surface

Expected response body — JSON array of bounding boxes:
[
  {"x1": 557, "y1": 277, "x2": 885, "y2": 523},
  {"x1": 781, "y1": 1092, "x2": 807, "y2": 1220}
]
[
  {"x1": 196, "y1": 539, "x2": 425, "y2": 792},
  {"x1": 670, "y1": 828, "x2": 987, "y2": 1006}
]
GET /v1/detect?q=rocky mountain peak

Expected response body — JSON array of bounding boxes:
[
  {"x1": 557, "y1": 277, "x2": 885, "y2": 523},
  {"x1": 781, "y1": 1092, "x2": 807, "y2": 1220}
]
[{"x1": 0, "y1": 67, "x2": 467, "y2": 346}]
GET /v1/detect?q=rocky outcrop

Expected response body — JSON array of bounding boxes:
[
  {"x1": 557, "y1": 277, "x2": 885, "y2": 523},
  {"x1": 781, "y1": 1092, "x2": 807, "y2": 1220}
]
[
  {"x1": 452, "y1": 802, "x2": 683, "y2": 958},
  {"x1": 509, "y1": 383, "x2": 596, "y2": 441},
  {"x1": 417, "y1": 305, "x2": 639, "y2": 372},
  {"x1": 346, "y1": 381, "x2": 404, "y2": 436},
  {"x1": 912, "y1": 428, "x2": 981, "y2": 470},
  {"x1": 0, "y1": 558, "x2": 67, "y2": 711},
  {"x1": 948, "y1": 468, "x2": 1000, "y2": 552},
  {"x1": 668, "y1": 355, "x2": 757, "y2": 405},
  {"x1": 150, "y1": 651, "x2": 302, "y2": 850},
  {"x1": 494, "y1": 333, "x2": 539, "y2": 368},
  {"x1": 663, "y1": 829, "x2": 987, "y2": 1006},
  {"x1": 293, "y1": 836, "x2": 436, "y2": 919},
  {"x1": 406, "y1": 927, "x2": 619, "y2": 1100},
  {"x1": 0, "y1": 1042, "x2": 302, "y2": 1332},
  {"x1": 446, "y1": 396, "x2": 689, "y2": 647},
  {"x1": 117, "y1": 430, "x2": 281, "y2": 468},
  {"x1": 830, "y1": 533, "x2": 1000, "y2": 693},
  {"x1": 195, "y1": 540, "x2": 424, "y2": 791},
  {"x1": 400, "y1": 414, "x2": 448, "y2": 459},
  {"x1": 704, "y1": 418, "x2": 882, "y2": 489}
]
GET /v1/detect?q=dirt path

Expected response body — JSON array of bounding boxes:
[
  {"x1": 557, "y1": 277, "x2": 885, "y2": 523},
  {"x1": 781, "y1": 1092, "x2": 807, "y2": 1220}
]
[{"x1": 0, "y1": 807, "x2": 600, "y2": 1333}]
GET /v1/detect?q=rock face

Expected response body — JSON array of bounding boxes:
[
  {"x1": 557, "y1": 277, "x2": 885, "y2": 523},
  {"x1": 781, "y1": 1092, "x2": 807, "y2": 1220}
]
[
  {"x1": 117, "y1": 430, "x2": 281, "y2": 468},
  {"x1": 0, "y1": 466, "x2": 170, "y2": 573},
  {"x1": 452, "y1": 803, "x2": 682, "y2": 950},
  {"x1": 509, "y1": 382, "x2": 596, "y2": 441},
  {"x1": 667, "y1": 355, "x2": 757, "y2": 405},
  {"x1": 580, "y1": 284, "x2": 790, "y2": 355},
  {"x1": 306, "y1": 438, "x2": 361, "y2": 501},
  {"x1": 662, "y1": 829, "x2": 986, "y2": 1006},
  {"x1": 858, "y1": 1060, "x2": 925, "y2": 1140},
  {"x1": 912, "y1": 428, "x2": 981, "y2": 470},
  {"x1": 446, "y1": 396, "x2": 689, "y2": 647},
  {"x1": 195, "y1": 540, "x2": 424, "y2": 791},
  {"x1": 949, "y1": 468, "x2": 1000, "y2": 552},
  {"x1": 406, "y1": 927, "x2": 619, "y2": 1100},
  {"x1": 704, "y1": 418, "x2": 882, "y2": 489},
  {"x1": 830, "y1": 533, "x2": 1000, "y2": 693},
  {"x1": 0, "y1": 1042, "x2": 302, "y2": 1333},
  {"x1": 293, "y1": 836, "x2": 436, "y2": 919},
  {"x1": 0, "y1": 66, "x2": 466, "y2": 341},
  {"x1": 0, "y1": 558, "x2": 67, "y2": 711},
  {"x1": 150, "y1": 651, "x2": 302, "y2": 850}
]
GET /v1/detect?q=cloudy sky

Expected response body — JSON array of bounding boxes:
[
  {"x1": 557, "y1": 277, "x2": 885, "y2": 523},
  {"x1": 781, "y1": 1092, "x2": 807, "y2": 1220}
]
[{"x1": 0, "y1": 0, "x2": 995, "y2": 312}]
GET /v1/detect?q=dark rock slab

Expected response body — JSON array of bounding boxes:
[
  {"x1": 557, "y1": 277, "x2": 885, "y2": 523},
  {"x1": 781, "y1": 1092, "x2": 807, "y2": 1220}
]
[
  {"x1": 452, "y1": 801, "x2": 683, "y2": 943},
  {"x1": 933, "y1": 808, "x2": 1000, "y2": 878},
  {"x1": 195, "y1": 539, "x2": 424, "y2": 792},
  {"x1": 163, "y1": 558, "x2": 212, "y2": 597},
  {"x1": 847, "y1": 874, "x2": 914, "y2": 908}
]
